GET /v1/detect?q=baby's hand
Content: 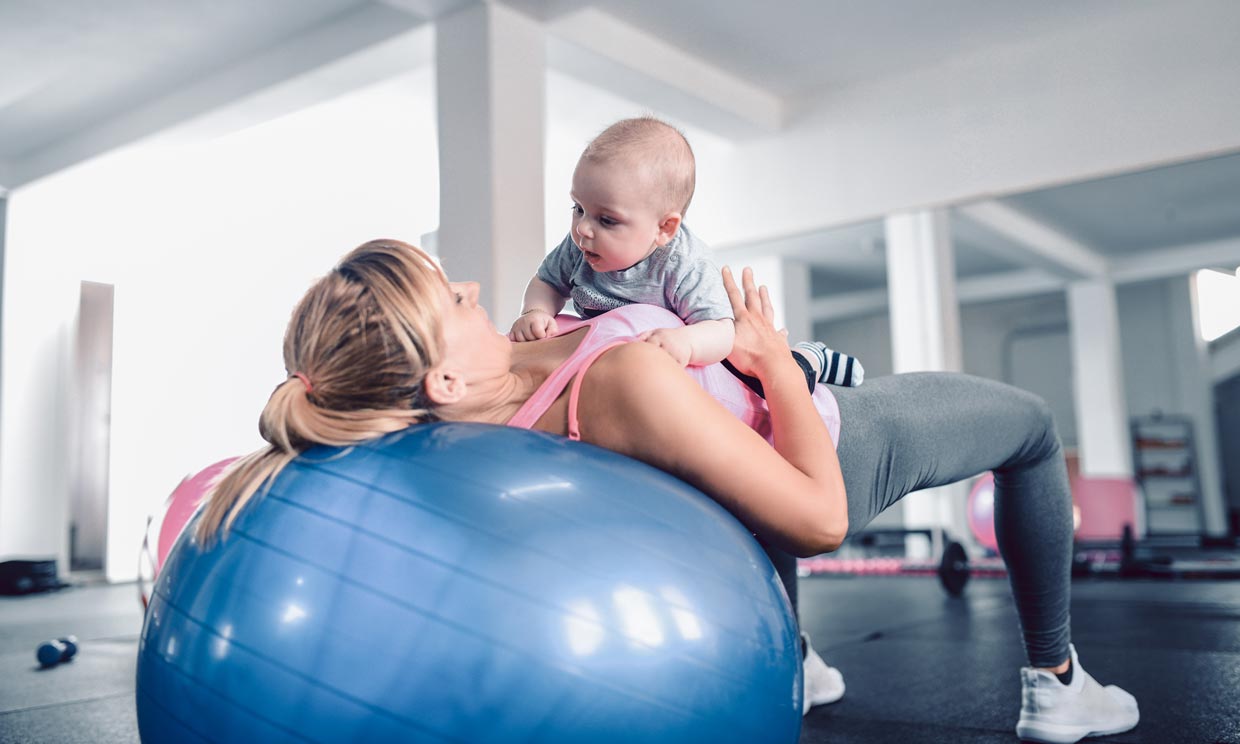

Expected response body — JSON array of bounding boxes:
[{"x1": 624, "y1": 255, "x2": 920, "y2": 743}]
[
  {"x1": 509, "y1": 310, "x2": 559, "y2": 341},
  {"x1": 638, "y1": 328, "x2": 693, "y2": 367}
]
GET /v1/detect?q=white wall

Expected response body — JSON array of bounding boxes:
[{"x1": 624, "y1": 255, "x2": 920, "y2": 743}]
[
  {"x1": 0, "y1": 65, "x2": 746, "y2": 583},
  {"x1": 1118, "y1": 279, "x2": 1184, "y2": 419},
  {"x1": 543, "y1": 71, "x2": 734, "y2": 251},
  {"x1": 708, "y1": 0, "x2": 1240, "y2": 247},
  {"x1": 813, "y1": 275, "x2": 1238, "y2": 534},
  {"x1": 2, "y1": 69, "x2": 440, "y2": 581}
]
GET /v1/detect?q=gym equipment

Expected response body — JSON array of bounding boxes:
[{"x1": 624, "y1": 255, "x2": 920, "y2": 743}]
[
  {"x1": 0, "y1": 558, "x2": 65, "y2": 595},
  {"x1": 36, "y1": 636, "x2": 78, "y2": 668},
  {"x1": 136, "y1": 423, "x2": 802, "y2": 744},
  {"x1": 138, "y1": 457, "x2": 237, "y2": 609},
  {"x1": 796, "y1": 523, "x2": 1008, "y2": 595},
  {"x1": 937, "y1": 541, "x2": 972, "y2": 596},
  {"x1": 967, "y1": 473, "x2": 998, "y2": 553}
]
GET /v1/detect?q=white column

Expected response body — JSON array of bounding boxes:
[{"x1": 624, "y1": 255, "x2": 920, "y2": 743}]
[
  {"x1": 0, "y1": 195, "x2": 5, "y2": 376},
  {"x1": 885, "y1": 210, "x2": 963, "y2": 373},
  {"x1": 743, "y1": 256, "x2": 810, "y2": 345},
  {"x1": 1173, "y1": 275, "x2": 1228, "y2": 536},
  {"x1": 436, "y1": 3, "x2": 546, "y2": 324},
  {"x1": 1067, "y1": 281, "x2": 1133, "y2": 478},
  {"x1": 884, "y1": 209, "x2": 965, "y2": 557}
]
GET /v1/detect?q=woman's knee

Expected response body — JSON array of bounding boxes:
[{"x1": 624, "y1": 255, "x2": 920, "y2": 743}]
[{"x1": 1005, "y1": 387, "x2": 1062, "y2": 463}]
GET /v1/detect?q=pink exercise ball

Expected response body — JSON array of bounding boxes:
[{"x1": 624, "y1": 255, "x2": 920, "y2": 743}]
[
  {"x1": 139, "y1": 457, "x2": 237, "y2": 608},
  {"x1": 967, "y1": 472, "x2": 998, "y2": 553}
]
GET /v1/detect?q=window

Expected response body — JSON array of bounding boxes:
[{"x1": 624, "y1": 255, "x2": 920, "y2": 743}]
[{"x1": 1195, "y1": 268, "x2": 1240, "y2": 342}]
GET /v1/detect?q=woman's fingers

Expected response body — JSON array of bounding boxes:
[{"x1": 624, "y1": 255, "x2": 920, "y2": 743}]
[
  {"x1": 734, "y1": 267, "x2": 753, "y2": 313},
  {"x1": 759, "y1": 284, "x2": 775, "y2": 322},
  {"x1": 722, "y1": 266, "x2": 745, "y2": 314},
  {"x1": 723, "y1": 265, "x2": 778, "y2": 323}
]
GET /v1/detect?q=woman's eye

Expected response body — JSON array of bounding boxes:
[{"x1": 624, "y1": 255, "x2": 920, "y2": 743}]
[{"x1": 455, "y1": 292, "x2": 464, "y2": 304}]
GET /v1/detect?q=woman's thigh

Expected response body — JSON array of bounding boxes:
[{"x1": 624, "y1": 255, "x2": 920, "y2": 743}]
[{"x1": 831, "y1": 372, "x2": 1060, "y2": 535}]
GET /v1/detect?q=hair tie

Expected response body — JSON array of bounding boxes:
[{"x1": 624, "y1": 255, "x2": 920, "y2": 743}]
[{"x1": 292, "y1": 372, "x2": 313, "y2": 393}]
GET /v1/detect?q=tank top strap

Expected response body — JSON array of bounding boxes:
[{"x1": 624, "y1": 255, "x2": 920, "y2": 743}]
[{"x1": 566, "y1": 340, "x2": 630, "y2": 441}]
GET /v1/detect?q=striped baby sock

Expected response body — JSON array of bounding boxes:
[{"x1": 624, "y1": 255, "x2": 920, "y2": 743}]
[{"x1": 793, "y1": 342, "x2": 865, "y2": 387}]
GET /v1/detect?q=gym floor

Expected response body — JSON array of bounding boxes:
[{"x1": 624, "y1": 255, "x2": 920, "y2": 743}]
[{"x1": 1, "y1": 576, "x2": 1236, "y2": 743}]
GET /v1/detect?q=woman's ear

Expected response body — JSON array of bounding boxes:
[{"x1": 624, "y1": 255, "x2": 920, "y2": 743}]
[
  {"x1": 655, "y1": 212, "x2": 683, "y2": 246},
  {"x1": 423, "y1": 366, "x2": 467, "y2": 406}
]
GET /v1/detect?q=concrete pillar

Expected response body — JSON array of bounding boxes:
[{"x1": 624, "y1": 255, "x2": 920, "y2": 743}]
[
  {"x1": 0, "y1": 195, "x2": 5, "y2": 377},
  {"x1": 743, "y1": 255, "x2": 810, "y2": 345},
  {"x1": 1172, "y1": 275, "x2": 1228, "y2": 536},
  {"x1": 885, "y1": 210, "x2": 963, "y2": 374},
  {"x1": 1067, "y1": 281, "x2": 1133, "y2": 478},
  {"x1": 884, "y1": 209, "x2": 965, "y2": 556},
  {"x1": 436, "y1": 3, "x2": 545, "y2": 325}
]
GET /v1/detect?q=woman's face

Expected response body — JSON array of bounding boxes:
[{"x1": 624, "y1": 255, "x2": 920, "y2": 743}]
[{"x1": 439, "y1": 279, "x2": 511, "y2": 377}]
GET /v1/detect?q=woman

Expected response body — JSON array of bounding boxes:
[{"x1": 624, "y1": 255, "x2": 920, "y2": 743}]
[{"x1": 199, "y1": 239, "x2": 1137, "y2": 744}]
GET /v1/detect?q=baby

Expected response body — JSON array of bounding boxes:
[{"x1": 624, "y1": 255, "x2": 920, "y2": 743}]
[{"x1": 509, "y1": 116, "x2": 864, "y2": 390}]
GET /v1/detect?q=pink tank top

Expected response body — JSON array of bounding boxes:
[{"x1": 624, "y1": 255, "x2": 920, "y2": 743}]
[{"x1": 506, "y1": 305, "x2": 842, "y2": 446}]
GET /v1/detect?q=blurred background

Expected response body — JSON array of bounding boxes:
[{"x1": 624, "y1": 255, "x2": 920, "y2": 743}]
[{"x1": 0, "y1": 0, "x2": 1238, "y2": 582}]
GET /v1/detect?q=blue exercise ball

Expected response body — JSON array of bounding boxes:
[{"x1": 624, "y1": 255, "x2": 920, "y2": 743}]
[{"x1": 136, "y1": 423, "x2": 801, "y2": 744}]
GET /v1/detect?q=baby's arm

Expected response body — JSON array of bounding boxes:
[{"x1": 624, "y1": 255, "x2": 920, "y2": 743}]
[
  {"x1": 509, "y1": 276, "x2": 567, "y2": 341},
  {"x1": 639, "y1": 319, "x2": 735, "y2": 367}
]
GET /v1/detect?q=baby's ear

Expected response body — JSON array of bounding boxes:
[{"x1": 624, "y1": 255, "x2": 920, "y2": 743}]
[{"x1": 655, "y1": 212, "x2": 682, "y2": 246}]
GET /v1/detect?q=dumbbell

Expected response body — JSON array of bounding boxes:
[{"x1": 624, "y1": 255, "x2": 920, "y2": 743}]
[{"x1": 36, "y1": 635, "x2": 78, "y2": 668}]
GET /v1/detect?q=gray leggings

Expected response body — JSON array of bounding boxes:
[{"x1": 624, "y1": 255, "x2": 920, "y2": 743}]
[{"x1": 764, "y1": 372, "x2": 1072, "y2": 668}]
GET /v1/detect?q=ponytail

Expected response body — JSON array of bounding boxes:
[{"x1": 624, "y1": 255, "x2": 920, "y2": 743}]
[{"x1": 195, "y1": 239, "x2": 446, "y2": 544}]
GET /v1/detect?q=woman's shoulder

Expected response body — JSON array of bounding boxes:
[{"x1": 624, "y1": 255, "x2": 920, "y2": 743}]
[
  {"x1": 596, "y1": 338, "x2": 667, "y2": 363},
  {"x1": 575, "y1": 342, "x2": 701, "y2": 437},
  {"x1": 585, "y1": 342, "x2": 697, "y2": 405}
]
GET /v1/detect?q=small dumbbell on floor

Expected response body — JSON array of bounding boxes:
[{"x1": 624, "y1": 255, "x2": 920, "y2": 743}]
[{"x1": 36, "y1": 636, "x2": 78, "y2": 668}]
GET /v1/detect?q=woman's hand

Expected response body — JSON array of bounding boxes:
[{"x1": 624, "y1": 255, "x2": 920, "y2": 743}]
[{"x1": 722, "y1": 266, "x2": 790, "y2": 378}]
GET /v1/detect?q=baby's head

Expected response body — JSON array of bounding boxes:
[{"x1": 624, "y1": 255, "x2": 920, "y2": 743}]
[{"x1": 570, "y1": 117, "x2": 696, "y2": 272}]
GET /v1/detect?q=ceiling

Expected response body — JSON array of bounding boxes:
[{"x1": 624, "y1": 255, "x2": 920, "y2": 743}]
[
  {"x1": 1004, "y1": 151, "x2": 1240, "y2": 256},
  {"x1": 0, "y1": 0, "x2": 373, "y2": 161},
  {"x1": 2, "y1": 0, "x2": 1237, "y2": 308},
  {"x1": 506, "y1": 0, "x2": 1131, "y2": 97},
  {"x1": 0, "y1": 0, "x2": 1143, "y2": 184}
]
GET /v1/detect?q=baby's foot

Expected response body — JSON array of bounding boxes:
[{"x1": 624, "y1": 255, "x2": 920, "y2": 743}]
[{"x1": 793, "y1": 342, "x2": 865, "y2": 387}]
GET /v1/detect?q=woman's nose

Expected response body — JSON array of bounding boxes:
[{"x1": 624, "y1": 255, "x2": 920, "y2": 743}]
[{"x1": 465, "y1": 282, "x2": 480, "y2": 304}]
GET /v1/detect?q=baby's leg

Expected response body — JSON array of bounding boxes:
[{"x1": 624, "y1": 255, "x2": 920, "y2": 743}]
[
  {"x1": 793, "y1": 342, "x2": 866, "y2": 388},
  {"x1": 720, "y1": 344, "x2": 864, "y2": 399}
]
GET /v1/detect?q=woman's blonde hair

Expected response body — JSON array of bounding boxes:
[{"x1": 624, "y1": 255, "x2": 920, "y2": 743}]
[{"x1": 196, "y1": 239, "x2": 447, "y2": 543}]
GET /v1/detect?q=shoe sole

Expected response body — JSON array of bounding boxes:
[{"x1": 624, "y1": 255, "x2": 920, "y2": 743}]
[
  {"x1": 1016, "y1": 713, "x2": 1139, "y2": 744},
  {"x1": 802, "y1": 684, "x2": 845, "y2": 715},
  {"x1": 808, "y1": 686, "x2": 845, "y2": 706}
]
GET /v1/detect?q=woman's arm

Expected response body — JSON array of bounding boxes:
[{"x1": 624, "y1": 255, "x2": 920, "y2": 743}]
[{"x1": 574, "y1": 268, "x2": 847, "y2": 557}]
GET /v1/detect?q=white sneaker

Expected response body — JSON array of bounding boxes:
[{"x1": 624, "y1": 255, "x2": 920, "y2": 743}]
[
  {"x1": 1015, "y1": 644, "x2": 1139, "y2": 743},
  {"x1": 802, "y1": 632, "x2": 845, "y2": 715}
]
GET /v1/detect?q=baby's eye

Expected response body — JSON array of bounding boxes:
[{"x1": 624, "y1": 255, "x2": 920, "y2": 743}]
[
  {"x1": 599, "y1": 216, "x2": 618, "y2": 227},
  {"x1": 570, "y1": 203, "x2": 583, "y2": 215}
]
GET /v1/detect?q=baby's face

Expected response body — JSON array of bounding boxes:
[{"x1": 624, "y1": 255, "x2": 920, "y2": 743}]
[{"x1": 570, "y1": 158, "x2": 671, "y2": 273}]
